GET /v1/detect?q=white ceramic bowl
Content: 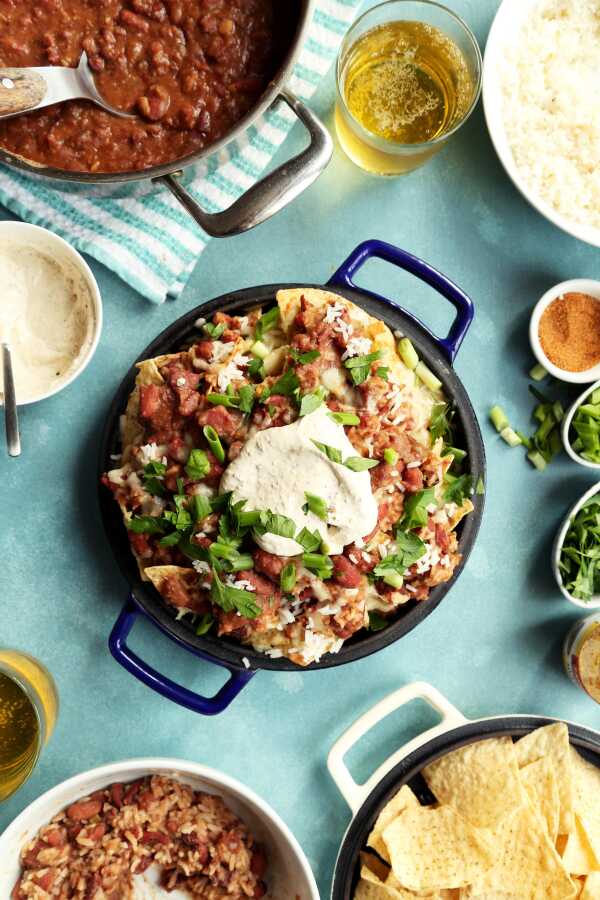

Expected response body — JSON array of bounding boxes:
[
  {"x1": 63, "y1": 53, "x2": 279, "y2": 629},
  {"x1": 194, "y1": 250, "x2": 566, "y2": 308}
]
[
  {"x1": 0, "y1": 758, "x2": 319, "y2": 900},
  {"x1": 529, "y1": 279, "x2": 600, "y2": 384},
  {"x1": 483, "y1": 0, "x2": 600, "y2": 250},
  {"x1": 0, "y1": 221, "x2": 102, "y2": 406},
  {"x1": 552, "y1": 482, "x2": 600, "y2": 609},
  {"x1": 562, "y1": 379, "x2": 600, "y2": 470}
]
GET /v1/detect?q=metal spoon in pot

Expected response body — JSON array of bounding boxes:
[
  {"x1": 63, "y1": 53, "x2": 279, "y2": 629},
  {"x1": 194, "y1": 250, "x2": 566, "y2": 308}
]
[
  {"x1": 0, "y1": 52, "x2": 135, "y2": 121},
  {"x1": 2, "y1": 342, "x2": 20, "y2": 458}
]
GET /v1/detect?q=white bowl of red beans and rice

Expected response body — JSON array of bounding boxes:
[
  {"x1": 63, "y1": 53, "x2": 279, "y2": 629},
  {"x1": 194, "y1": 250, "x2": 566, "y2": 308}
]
[{"x1": 0, "y1": 758, "x2": 319, "y2": 899}]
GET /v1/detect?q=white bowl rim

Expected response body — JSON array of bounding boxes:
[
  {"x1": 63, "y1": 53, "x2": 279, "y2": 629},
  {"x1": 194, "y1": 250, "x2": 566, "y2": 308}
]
[
  {"x1": 0, "y1": 756, "x2": 319, "y2": 899},
  {"x1": 482, "y1": 0, "x2": 600, "y2": 250},
  {"x1": 529, "y1": 279, "x2": 600, "y2": 384},
  {"x1": 0, "y1": 221, "x2": 103, "y2": 407},
  {"x1": 552, "y1": 481, "x2": 600, "y2": 609},
  {"x1": 562, "y1": 379, "x2": 600, "y2": 470}
]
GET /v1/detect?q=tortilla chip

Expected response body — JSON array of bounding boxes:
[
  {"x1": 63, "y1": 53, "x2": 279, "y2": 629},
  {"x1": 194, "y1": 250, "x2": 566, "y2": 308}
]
[
  {"x1": 580, "y1": 872, "x2": 600, "y2": 899},
  {"x1": 276, "y1": 288, "x2": 374, "y2": 335},
  {"x1": 144, "y1": 565, "x2": 197, "y2": 594},
  {"x1": 462, "y1": 802, "x2": 576, "y2": 899},
  {"x1": 382, "y1": 805, "x2": 494, "y2": 891},
  {"x1": 561, "y1": 816, "x2": 600, "y2": 876},
  {"x1": 367, "y1": 785, "x2": 421, "y2": 862},
  {"x1": 361, "y1": 852, "x2": 392, "y2": 883},
  {"x1": 570, "y1": 749, "x2": 600, "y2": 863},
  {"x1": 448, "y1": 499, "x2": 474, "y2": 530},
  {"x1": 422, "y1": 737, "x2": 523, "y2": 829},
  {"x1": 520, "y1": 757, "x2": 560, "y2": 843},
  {"x1": 358, "y1": 857, "x2": 436, "y2": 899},
  {"x1": 514, "y1": 723, "x2": 574, "y2": 833}
]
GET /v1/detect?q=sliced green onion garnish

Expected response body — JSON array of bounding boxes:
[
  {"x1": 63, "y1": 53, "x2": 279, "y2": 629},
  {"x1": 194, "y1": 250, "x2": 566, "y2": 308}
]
[
  {"x1": 442, "y1": 446, "x2": 467, "y2": 462},
  {"x1": 191, "y1": 494, "x2": 212, "y2": 522},
  {"x1": 328, "y1": 411, "x2": 360, "y2": 426},
  {"x1": 489, "y1": 405, "x2": 509, "y2": 433},
  {"x1": 254, "y1": 306, "x2": 280, "y2": 342},
  {"x1": 304, "y1": 492, "x2": 328, "y2": 521},
  {"x1": 529, "y1": 363, "x2": 548, "y2": 381},
  {"x1": 398, "y1": 337, "x2": 419, "y2": 371},
  {"x1": 415, "y1": 361, "x2": 442, "y2": 393},
  {"x1": 251, "y1": 340, "x2": 270, "y2": 360},
  {"x1": 280, "y1": 563, "x2": 297, "y2": 593},
  {"x1": 203, "y1": 425, "x2": 225, "y2": 463},
  {"x1": 382, "y1": 571, "x2": 404, "y2": 589},
  {"x1": 195, "y1": 613, "x2": 214, "y2": 636},
  {"x1": 500, "y1": 427, "x2": 522, "y2": 448},
  {"x1": 527, "y1": 450, "x2": 547, "y2": 471},
  {"x1": 384, "y1": 447, "x2": 399, "y2": 465}
]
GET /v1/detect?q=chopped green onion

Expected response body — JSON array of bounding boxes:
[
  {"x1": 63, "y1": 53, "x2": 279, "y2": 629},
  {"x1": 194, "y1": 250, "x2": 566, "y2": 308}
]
[
  {"x1": 254, "y1": 306, "x2": 280, "y2": 342},
  {"x1": 304, "y1": 492, "x2": 328, "y2": 521},
  {"x1": 475, "y1": 476, "x2": 485, "y2": 495},
  {"x1": 344, "y1": 456, "x2": 379, "y2": 472},
  {"x1": 302, "y1": 552, "x2": 333, "y2": 574},
  {"x1": 344, "y1": 350, "x2": 382, "y2": 386},
  {"x1": 376, "y1": 366, "x2": 389, "y2": 380},
  {"x1": 251, "y1": 340, "x2": 270, "y2": 360},
  {"x1": 384, "y1": 447, "x2": 399, "y2": 466},
  {"x1": 203, "y1": 426, "x2": 225, "y2": 463},
  {"x1": 489, "y1": 405, "x2": 510, "y2": 433},
  {"x1": 398, "y1": 338, "x2": 419, "y2": 371},
  {"x1": 328, "y1": 411, "x2": 360, "y2": 426},
  {"x1": 529, "y1": 363, "x2": 548, "y2": 381},
  {"x1": 312, "y1": 440, "x2": 343, "y2": 464},
  {"x1": 382, "y1": 570, "x2": 404, "y2": 589},
  {"x1": 186, "y1": 448, "x2": 211, "y2": 480},
  {"x1": 299, "y1": 387, "x2": 327, "y2": 417},
  {"x1": 415, "y1": 361, "x2": 442, "y2": 393},
  {"x1": 552, "y1": 401, "x2": 564, "y2": 423},
  {"x1": 195, "y1": 614, "x2": 214, "y2": 636},
  {"x1": 500, "y1": 427, "x2": 523, "y2": 448},
  {"x1": 191, "y1": 494, "x2": 212, "y2": 522},
  {"x1": 559, "y1": 493, "x2": 600, "y2": 601},
  {"x1": 158, "y1": 531, "x2": 182, "y2": 548},
  {"x1": 527, "y1": 450, "x2": 547, "y2": 471},
  {"x1": 296, "y1": 527, "x2": 322, "y2": 553},
  {"x1": 442, "y1": 446, "x2": 467, "y2": 462},
  {"x1": 203, "y1": 322, "x2": 225, "y2": 340},
  {"x1": 280, "y1": 563, "x2": 297, "y2": 593}
]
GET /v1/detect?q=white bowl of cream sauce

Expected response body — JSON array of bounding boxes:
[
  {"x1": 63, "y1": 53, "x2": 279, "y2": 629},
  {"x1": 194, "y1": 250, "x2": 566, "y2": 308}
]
[{"x1": 0, "y1": 222, "x2": 102, "y2": 405}]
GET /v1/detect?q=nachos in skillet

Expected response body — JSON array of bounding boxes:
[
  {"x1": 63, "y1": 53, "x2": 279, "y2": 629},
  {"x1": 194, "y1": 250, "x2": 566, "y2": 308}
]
[{"x1": 102, "y1": 289, "x2": 478, "y2": 667}]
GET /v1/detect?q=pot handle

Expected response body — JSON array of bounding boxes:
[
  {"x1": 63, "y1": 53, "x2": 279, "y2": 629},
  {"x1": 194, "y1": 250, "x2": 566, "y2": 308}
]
[
  {"x1": 154, "y1": 90, "x2": 333, "y2": 238},
  {"x1": 328, "y1": 240, "x2": 474, "y2": 364},
  {"x1": 327, "y1": 682, "x2": 467, "y2": 814},
  {"x1": 109, "y1": 595, "x2": 255, "y2": 716}
]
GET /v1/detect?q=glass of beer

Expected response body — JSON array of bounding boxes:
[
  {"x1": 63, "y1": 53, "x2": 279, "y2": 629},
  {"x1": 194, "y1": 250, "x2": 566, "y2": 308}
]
[
  {"x1": 0, "y1": 650, "x2": 59, "y2": 801},
  {"x1": 335, "y1": 0, "x2": 482, "y2": 176}
]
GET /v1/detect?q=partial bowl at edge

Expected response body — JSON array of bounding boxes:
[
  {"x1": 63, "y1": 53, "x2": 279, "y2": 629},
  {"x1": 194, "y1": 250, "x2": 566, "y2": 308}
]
[{"x1": 552, "y1": 481, "x2": 600, "y2": 609}]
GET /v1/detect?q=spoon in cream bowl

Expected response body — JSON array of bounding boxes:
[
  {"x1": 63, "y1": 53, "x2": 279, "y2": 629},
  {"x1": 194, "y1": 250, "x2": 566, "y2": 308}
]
[
  {"x1": 1, "y1": 342, "x2": 20, "y2": 457},
  {"x1": 0, "y1": 222, "x2": 103, "y2": 456}
]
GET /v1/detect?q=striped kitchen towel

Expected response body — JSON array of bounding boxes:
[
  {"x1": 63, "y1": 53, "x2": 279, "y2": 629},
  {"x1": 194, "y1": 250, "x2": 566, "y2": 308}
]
[{"x1": 0, "y1": 1, "x2": 361, "y2": 303}]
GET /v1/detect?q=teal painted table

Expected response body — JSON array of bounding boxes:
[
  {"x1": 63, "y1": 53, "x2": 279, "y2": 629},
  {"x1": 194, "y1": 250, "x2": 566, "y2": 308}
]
[{"x1": 2, "y1": 1, "x2": 600, "y2": 895}]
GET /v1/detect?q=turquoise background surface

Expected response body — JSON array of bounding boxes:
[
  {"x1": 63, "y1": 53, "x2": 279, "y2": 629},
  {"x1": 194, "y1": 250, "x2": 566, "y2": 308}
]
[{"x1": 2, "y1": 0, "x2": 600, "y2": 895}]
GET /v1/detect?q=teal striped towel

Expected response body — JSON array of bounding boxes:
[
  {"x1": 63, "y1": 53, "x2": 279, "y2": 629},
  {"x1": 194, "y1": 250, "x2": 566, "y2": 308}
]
[{"x1": 0, "y1": 1, "x2": 361, "y2": 303}]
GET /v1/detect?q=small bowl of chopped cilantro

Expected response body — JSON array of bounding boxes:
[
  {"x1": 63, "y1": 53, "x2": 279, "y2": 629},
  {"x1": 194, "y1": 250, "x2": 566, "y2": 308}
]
[
  {"x1": 562, "y1": 379, "x2": 600, "y2": 470},
  {"x1": 554, "y1": 482, "x2": 600, "y2": 608}
]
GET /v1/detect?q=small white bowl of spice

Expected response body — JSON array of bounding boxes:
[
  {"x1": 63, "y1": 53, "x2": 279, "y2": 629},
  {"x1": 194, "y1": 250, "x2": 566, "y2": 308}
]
[
  {"x1": 0, "y1": 221, "x2": 102, "y2": 406},
  {"x1": 530, "y1": 279, "x2": 600, "y2": 385}
]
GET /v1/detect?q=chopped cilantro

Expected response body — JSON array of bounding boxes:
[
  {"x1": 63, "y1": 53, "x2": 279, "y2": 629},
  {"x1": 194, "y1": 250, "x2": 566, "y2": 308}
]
[
  {"x1": 368, "y1": 611, "x2": 388, "y2": 631},
  {"x1": 211, "y1": 570, "x2": 261, "y2": 618},
  {"x1": 376, "y1": 366, "x2": 389, "y2": 380},
  {"x1": 399, "y1": 487, "x2": 437, "y2": 530},
  {"x1": 290, "y1": 348, "x2": 320, "y2": 365},
  {"x1": 191, "y1": 494, "x2": 212, "y2": 523},
  {"x1": 299, "y1": 387, "x2": 327, "y2": 417},
  {"x1": 127, "y1": 515, "x2": 166, "y2": 535},
  {"x1": 142, "y1": 460, "x2": 166, "y2": 497},
  {"x1": 311, "y1": 440, "x2": 343, "y2": 464},
  {"x1": 443, "y1": 474, "x2": 473, "y2": 505},
  {"x1": 203, "y1": 322, "x2": 225, "y2": 340},
  {"x1": 344, "y1": 456, "x2": 379, "y2": 472},
  {"x1": 186, "y1": 449, "x2": 211, "y2": 480},
  {"x1": 255, "y1": 510, "x2": 297, "y2": 540},
  {"x1": 195, "y1": 613, "x2": 214, "y2": 636},
  {"x1": 296, "y1": 527, "x2": 322, "y2": 552},
  {"x1": 247, "y1": 357, "x2": 264, "y2": 380},
  {"x1": 254, "y1": 306, "x2": 280, "y2": 342}
]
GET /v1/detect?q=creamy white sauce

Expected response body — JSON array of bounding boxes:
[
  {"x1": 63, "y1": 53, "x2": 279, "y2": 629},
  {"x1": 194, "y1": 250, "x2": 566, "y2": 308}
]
[
  {"x1": 0, "y1": 243, "x2": 94, "y2": 403},
  {"x1": 220, "y1": 406, "x2": 378, "y2": 556}
]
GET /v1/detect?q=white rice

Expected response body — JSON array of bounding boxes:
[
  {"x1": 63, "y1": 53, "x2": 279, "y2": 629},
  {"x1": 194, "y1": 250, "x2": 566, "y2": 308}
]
[{"x1": 501, "y1": 0, "x2": 600, "y2": 229}]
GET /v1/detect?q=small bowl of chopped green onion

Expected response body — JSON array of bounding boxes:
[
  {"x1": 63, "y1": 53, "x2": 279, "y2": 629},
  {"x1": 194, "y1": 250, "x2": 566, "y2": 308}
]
[
  {"x1": 562, "y1": 380, "x2": 600, "y2": 470},
  {"x1": 553, "y1": 482, "x2": 600, "y2": 608}
]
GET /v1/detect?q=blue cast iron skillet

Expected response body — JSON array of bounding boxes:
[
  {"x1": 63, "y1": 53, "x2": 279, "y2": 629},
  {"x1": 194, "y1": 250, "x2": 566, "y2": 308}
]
[
  {"x1": 328, "y1": 683, "x2": 600, "y2": 899},
  {"x1": 97, "y1": 240, "x2": 486, "y2": 715}
]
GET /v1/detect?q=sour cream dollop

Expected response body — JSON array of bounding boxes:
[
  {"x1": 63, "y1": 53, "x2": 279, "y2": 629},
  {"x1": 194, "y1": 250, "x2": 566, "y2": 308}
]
[
  {"x1": 220, "y1": 405, "x2": 378, "y2": 556},
  {"x1": 0, "y1": 242, "x2": 95, "y2": 404}
]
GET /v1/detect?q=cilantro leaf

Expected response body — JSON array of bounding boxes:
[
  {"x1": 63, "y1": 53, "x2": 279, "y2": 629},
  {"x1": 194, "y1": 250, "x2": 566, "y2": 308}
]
[
  {"x1": 344, "y1": 456, "x2": 379, "y2": 472},
  {"x1": 344, "y1": 351, "x2": 382, "y2": 386},
  {"x1": 255, "y1": 510, "x2": 297, "y2": 540},
  {"x1": 195, "y1": 613, "x2": 214, "y2": 636},
  {"x1": 142, "y1": 460, "x2": 166, "y2": 497},
  {"x1": 299, "y1": 387, "x2": 327, "y2": 417},
  {"x1": 399, "y1": 488, "x2": 437, "y2": 530},
  {"x1": 304, "y1": 492, "x2": 328, "y2": 521},
  {"x1": 211, "y1": 570, "x2": 262, "y2": 618},
  {"x1": 290, "y1": 348, "x2": 320, "y2": 365},
  {"x1": 311, "y1": 440, "x2": 343, "y2": 464},
  {"x1": 296, "y1": 527, "x2": 322, "y2": 552},
  {"x1": 368, "y1": 611, "x2": 388, "y2": 631},
  {"x1": 127, "y1": 515, "x2": 166, "y2": 535},
  {"x1": 261, "y1": 368, "x2": 300, "y2": 402},
  {"x1": 443, "y1": 474, "x2": 473, "y2": 505},
  {"x1": 203, "y1": 322, "x2": 225, "y2": 340}
]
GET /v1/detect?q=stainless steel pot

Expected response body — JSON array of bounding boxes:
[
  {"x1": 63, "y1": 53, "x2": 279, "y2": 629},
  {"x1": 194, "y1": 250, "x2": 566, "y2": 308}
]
[{"x1": 0, "y1": 0, "x2": 333, "y2": 238}]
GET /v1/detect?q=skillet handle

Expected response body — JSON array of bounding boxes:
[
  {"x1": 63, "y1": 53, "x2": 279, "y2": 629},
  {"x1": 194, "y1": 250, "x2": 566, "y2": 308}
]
[
  {"x1": 327, "y1": 682, "x2": 466, "y2": 814},
  {"x1": 154, "y1": 90, "x2": 333, "y2": 238},
  {"x1": 328, "y1": 239, "x2": 474, "y2": 364},
  {"x1": 109, "y1": 595, "x2": 255, "y2": 716}
]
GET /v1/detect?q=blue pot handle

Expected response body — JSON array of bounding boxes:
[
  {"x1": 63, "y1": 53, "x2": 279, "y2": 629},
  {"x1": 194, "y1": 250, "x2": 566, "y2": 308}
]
[
  {"x1": 109, "y1": 595, "x2": 255, "y2": 716},
  {"x1": 328, "y1": 239, "x2": 474, "y2": 363}
]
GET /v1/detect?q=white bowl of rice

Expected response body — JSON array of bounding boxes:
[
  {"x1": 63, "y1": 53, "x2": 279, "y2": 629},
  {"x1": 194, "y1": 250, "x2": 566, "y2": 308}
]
[
  {"x1": 0, "y1": 758, "x2": 319, "y2": 899},
  {"x1": 483, "y1": 0, "x2": 600, "y2": 248}
]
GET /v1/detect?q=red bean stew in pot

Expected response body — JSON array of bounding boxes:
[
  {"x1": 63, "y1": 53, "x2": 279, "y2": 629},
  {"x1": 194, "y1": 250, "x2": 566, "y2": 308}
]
[{"x1": 0, "y1": 0, "x2": 298, "y2": 173}]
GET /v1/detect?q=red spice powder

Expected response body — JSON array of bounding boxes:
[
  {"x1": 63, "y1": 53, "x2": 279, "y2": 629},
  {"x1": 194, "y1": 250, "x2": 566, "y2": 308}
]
[{"x1": 539, "y1": 292, "x2": 600, "y2": 372}]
